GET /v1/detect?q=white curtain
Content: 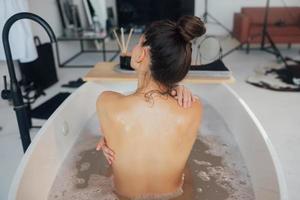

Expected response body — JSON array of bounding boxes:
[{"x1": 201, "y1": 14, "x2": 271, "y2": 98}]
[{"x1": 0, "y1": 0, "x2": 37, "y2": 62}]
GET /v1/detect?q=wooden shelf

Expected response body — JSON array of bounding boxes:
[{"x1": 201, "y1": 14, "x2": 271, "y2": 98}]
[{"x1": 83, "y1": 62, "x2": 235, "y2": 84}]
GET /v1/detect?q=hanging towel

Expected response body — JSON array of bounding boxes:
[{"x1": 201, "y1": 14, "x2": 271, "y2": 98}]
[{"x1": 0, "y1": 0, "x2": 37, "y2": 62}]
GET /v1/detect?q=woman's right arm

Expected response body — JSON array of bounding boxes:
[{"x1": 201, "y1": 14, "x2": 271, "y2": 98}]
[
  {"x1": 96, "y1": 136, "x2": 115, "y2": 165},
  {"x1": 95, "y1": 93, "x2": 116, "y2": 165}
]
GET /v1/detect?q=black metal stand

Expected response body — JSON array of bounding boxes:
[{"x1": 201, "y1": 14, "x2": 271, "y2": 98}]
[
  {"x1": 202, "y1": 0, "x2": 232, "y2": 35},
  {"x1": 56, "y1": 35, "x2": 120, "y2": 68},
  {"x1": 1, "y1": 12, "x2": 56, "y2": 152},
  {"x1": 259, "y1": 0, "x2": 287, "y2": 66},
  {"x1": 222, "y1": 0, "x2": 287, "y2": 67}
]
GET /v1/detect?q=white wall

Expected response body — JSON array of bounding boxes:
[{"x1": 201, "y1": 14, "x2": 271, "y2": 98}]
[{"x1": 195, "y1": 0, "x2": 300, "y2": 35}]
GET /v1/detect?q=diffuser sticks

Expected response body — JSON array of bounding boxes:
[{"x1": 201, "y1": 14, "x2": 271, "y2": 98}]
[{"x1": 113, "y1": 28, "x2": 133, "y2": 55}]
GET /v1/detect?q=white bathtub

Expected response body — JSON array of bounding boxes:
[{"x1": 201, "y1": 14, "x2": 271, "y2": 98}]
[{"x1": 8, "y1": 81, "x2": 287, "y2": 200}]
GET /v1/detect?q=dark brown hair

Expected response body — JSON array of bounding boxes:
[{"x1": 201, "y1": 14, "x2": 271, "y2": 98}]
[{"x1": 143, "y1": 15, "x2": 206, "y2": 91}]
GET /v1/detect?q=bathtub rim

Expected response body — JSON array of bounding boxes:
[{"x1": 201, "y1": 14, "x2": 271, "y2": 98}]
[
  {"x1": 7, "y1": 82, "x2": 94, "y2": 200},
  {"x1": 223, "y1": 84, "x2": 288, "y2": 200},
  {"x1": 8, "y1": 81, "x2": 288, "y2": 200}
]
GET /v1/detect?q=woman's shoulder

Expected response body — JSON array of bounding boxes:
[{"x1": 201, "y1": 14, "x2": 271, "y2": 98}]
[
  {"x1": 98, "y1": 90, "x2": 123, "y2": 99},
  {"x1": 177, "y1": 98, "x2": 203, "y2": 124},
  {"x1": 178, "y1": 97, "x2": 202, "y2": 114},
  {"x1": 96, "y1": 91, "x2": 124, "y2": 109},
  {"x1": 179, "y1": 98, "x2": 203, "y2": 132},
  {"x1": 191, "y1": 98, "x2": 203, "y2": 112}
]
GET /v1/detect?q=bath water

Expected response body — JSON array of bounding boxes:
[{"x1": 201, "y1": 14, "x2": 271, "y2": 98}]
[{"x1": 48, "y1": 102, "x2": 255, "y2": 200}]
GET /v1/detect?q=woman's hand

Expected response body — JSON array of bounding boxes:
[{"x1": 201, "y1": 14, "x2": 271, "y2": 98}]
[
  {"x1": 96, "y1": 137, "x2": 115, "y2": 165},
  {"x1": 171, "y1": 85, "x2": 198, "y2": 108}
]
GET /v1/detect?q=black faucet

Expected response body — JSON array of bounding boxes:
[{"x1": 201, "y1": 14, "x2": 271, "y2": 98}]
[{"x1": 2, "y1": 12, "x2": 56, "y2": 152}]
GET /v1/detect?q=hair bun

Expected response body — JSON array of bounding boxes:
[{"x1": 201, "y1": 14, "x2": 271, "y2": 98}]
[{"x1": 176, "y1": 15, "x2": 206, "y2": 42}]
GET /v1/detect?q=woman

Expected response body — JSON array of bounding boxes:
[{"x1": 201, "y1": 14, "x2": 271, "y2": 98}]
[{"x1": 96, "y1": 16, "x2": 205, "y2": 199}]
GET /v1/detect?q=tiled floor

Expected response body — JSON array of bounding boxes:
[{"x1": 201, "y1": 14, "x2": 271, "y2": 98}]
[{"x1": 0, "y1": 35, "x2": 300, "y2": 199}]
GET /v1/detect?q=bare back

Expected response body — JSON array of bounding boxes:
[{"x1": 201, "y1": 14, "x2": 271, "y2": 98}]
[{"x1": 96, "y1": 91, "x2": 202, "y2": 198}]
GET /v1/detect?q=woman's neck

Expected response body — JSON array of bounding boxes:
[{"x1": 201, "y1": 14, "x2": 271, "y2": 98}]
[{"x1": 135, "y1": 71, "x2": 168, "y2": 95}]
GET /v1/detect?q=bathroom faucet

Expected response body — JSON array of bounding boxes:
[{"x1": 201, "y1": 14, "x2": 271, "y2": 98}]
[{"x1": 1, "y1": 12, "x2": 56, "y2": 152}]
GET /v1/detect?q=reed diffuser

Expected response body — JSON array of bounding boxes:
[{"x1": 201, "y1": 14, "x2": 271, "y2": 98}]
[{"x1": 113, "y1": 28, "x2": 134, "y2": 70}]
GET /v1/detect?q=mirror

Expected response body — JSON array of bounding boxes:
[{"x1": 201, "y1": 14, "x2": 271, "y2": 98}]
[
  {"x1": 56, "y1": 0, "x2": 82, "y2": 29},
  {"x1": 83, "y1": 0, "x2": 108, "y2": 31}
]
